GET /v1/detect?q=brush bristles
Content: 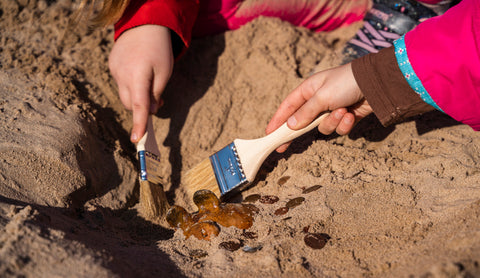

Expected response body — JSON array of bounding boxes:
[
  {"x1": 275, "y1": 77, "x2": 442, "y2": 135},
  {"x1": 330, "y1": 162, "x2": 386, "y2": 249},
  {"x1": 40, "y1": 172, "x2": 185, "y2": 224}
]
[
  {"x1": 139, "y1": 180, "x2": 170, "y2": 225},
  {"x1": 183, "y1": 158, "x2": 221, "y2": 199}
]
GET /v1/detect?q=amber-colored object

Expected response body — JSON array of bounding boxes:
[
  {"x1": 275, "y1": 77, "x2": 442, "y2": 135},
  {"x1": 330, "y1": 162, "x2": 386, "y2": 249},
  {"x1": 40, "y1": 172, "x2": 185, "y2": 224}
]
[
  {"x1": 166, "y1": 190, "x2": 258, "y2": 240},
  {"x1": 166, "y1": 205, "x2": 220, "y2": 240},
  {"x1": 302, "y1": 185, "x2": 322, "y2": 194},
  {"x1": 192, "y1": 190, "x2": 257, "y2": 229}
]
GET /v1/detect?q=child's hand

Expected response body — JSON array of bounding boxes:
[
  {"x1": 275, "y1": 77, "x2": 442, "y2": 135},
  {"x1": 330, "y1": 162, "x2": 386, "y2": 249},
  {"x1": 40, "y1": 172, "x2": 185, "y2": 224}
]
[
  {"x1": 266, "y1": 63, "x2": 373, "y2": 152},
  {"x1": 109, "y1": 25, "x2": 174, "y2": 143}
]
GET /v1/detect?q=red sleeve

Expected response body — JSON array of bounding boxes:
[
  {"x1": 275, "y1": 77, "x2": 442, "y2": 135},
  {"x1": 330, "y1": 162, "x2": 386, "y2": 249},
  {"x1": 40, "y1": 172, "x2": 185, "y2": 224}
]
[{"x1": 114, "y1": 0, "x2": 200, "y2": 53}]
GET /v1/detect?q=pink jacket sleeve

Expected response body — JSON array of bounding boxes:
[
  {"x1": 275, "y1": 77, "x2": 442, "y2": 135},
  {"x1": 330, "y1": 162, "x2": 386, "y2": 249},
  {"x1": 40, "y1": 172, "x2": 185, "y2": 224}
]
[{"x1": 393, "y1": 0, "x2": 480, "y2": 131}]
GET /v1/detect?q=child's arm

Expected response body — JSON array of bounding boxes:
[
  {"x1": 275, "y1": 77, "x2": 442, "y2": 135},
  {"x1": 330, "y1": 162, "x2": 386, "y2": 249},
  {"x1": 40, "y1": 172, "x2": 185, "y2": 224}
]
[
  {"x1": 354, "y1": 0, "x2": 479, "y2": 131},
  {"x1": 395, "y1": 0, "x2": 480, "y2": 131},
  {"x1": 267, "y1": 0, "x2": 480, "y2": 152},
  {"x1": 111, "y1": 0, "x2": 200, "y2": 142},
  {"x1": 265, "y1": 63, "x2": 373, "y2": 153},
  {"x1": 109, "y1": 24, "x2": 173, "y2": 142}
]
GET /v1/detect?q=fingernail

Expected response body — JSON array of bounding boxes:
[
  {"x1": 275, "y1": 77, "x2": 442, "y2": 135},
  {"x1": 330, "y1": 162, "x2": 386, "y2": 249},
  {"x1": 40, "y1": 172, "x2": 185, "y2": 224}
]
[
  {"x1": 131, "y1": 133, "x2": 138, "y2": 142},
  {"x1": 287, "y1": 115, "x2": 297, "y2": 127},
  {"x1": 343, "y1": 117, "x2": 353, "y2": 124},
  {"x1": 335, "y1": 110, "x2": 343, "y2": 119}
]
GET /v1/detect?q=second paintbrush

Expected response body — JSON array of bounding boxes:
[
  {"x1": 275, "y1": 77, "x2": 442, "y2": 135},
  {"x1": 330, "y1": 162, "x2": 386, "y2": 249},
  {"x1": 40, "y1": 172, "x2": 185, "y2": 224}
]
[{"x1": 183, "y1": 112, "x2": 330, "y2": 199}]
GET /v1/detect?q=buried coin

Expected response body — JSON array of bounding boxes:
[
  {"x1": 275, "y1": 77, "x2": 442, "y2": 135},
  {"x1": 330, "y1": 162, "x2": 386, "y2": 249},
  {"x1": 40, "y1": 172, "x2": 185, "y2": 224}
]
[
  {"x1": 219, "y1": 240, "x2": 244, "y2": 251},
  {"x1": 277, "y1": 176, "x2": 291, "y2": 186},
  {"x1": 243, "y1": 194, "x2": 261, "y2": 203},
  {"x1": 259, "y1": 195, "x2": 279, "y2": 204},
  {"x1": 302, "y1": 185, "x2": 322, "y2": 194},
  {"x1": 304, "y1": 233, "x2": 330, "y2": 250},
  {"x1": 285, "y1": 197, "x2": 305, "y2": 209},
  {"x1": 274, "y1": 207, "x2": 289, "y2": 216}
]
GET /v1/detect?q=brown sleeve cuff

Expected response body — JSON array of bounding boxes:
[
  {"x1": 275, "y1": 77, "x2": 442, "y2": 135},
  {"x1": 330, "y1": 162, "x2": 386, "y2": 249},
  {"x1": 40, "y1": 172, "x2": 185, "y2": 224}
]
[{"x1": 351, "y1": 46, "x2": 434, "y2": 127}]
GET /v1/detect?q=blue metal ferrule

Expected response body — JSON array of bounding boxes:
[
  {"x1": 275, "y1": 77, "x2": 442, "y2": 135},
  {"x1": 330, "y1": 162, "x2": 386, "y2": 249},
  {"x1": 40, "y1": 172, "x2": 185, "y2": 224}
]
[
  {"x1": 209, "y1": 143, "x2": 248, "y2": 196},
  {"x1": 138, "y1": 150, "x2": 148, "y2": 181}
]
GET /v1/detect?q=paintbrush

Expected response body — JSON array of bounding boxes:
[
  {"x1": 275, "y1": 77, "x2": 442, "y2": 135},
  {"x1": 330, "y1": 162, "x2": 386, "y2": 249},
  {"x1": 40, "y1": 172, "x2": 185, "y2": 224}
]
[
  {"x1": 183, "y1": 112, "x2": 329, "y2": 199},
  {"x1": 137, "y1": 115, "x2": 170, "y2": 223}
]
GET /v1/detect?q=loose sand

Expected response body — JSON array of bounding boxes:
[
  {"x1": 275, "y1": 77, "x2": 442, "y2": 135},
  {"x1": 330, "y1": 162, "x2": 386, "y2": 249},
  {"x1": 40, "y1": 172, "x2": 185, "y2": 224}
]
[{"x1": 0, "y1": 0, "x2": 479, "y2": 277}]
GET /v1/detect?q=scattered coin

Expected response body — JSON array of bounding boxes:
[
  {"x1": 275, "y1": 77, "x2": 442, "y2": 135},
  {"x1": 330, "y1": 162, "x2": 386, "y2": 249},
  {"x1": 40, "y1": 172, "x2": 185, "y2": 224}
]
[
  {"x1": 274, "y1": 207, "x2": 289, "y2": 216},
  {"x1": 302, "y1": 185, "x2": 322, "y2": 194},
  {"x1": 243, "y1": 194, "x2": 261, "y2": 203},
  {"x1": 219, "y1": 240, "x2": 243, "y2": 251},
  {"x1": 277, "y1": 176, "x2": 291, "y2": 186},
  {"x1": 304, "y1": 233, "x2": 330, "y2": 250},
  {"x1": 241, "y1": 231, "x2": 258, "y2": 239},
  {"x1": 285, "y1": 197, "x2": 305, "y2": 209},
  {"x1": 259, "y1": 195, "x2": 279, "y2": 204},
  {"x1": 189, "y1": 249, "x2": 208, "y2": 259}
]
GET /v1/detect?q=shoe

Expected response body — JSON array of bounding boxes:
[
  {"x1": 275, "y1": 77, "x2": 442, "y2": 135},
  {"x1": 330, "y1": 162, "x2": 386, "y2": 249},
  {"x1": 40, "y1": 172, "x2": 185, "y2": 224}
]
[{"x1": 342, "y1": 0, "x2": 438, "y2": 63}]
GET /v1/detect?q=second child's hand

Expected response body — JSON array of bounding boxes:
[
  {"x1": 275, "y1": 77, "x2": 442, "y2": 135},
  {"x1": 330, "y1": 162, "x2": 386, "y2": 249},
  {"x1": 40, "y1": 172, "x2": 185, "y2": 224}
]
[
  {"x1": 109, "y1": 24, "x2": 174, "y2": 143},
  {"x1": 266, "y1": 63, "x2": 373, "y2": 152}
]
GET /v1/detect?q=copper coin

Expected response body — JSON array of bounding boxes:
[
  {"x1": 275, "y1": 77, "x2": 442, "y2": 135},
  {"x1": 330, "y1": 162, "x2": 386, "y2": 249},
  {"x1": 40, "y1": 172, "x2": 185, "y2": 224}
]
[
  {"x1": 277, "y1": 176, "x2": 291, "y2": 186},
  {"x1": 241, "y1": 231, "x2": 258, "y2": 239},
  {"x1": 243, "y1": 194, "x2": 261, "y2": 203},
  {"x1": 219, "y1": 241, "x2": 243, "y2": 251},
  {"x1": 285, "y1": 197, "x2": 305, "y2": 209},
  {"x1": 302, "y1": 185, "x2": 322, "y2": 194},
  {"x1": 274, "y1": 207, "x2": 289, "y2": 216},
  {"x1": 189, "y1": 249, "x2": 208, "y2": 259},
  {"x1": 259, "y1": 195, "x2": 279, "y2": 204},
  {"x1": 304, "y1": 233, "x2": 330, "y2": 250}
]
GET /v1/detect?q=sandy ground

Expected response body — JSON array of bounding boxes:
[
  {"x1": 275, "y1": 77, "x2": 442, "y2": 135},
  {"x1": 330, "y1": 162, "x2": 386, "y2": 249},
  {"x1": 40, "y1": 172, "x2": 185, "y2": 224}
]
[{"x1": 0, "y1": 0, "x2": 479, "y2": 277}]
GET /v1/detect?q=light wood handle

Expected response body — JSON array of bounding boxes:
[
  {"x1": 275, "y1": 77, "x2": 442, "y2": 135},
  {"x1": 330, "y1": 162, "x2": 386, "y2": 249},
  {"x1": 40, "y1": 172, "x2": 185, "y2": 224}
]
[{"x1": 234, "y1": 112, "x2": 330, "y2": 181}]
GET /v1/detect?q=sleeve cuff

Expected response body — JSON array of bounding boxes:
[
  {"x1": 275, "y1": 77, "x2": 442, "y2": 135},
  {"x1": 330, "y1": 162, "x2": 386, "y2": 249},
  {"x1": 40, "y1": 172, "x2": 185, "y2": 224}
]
[
  {"x1": 351, "y1": 46, "x2": 435, "y2": 127},
  {"x1": 114, "y1": 0, "x2": 199, "y2": 57}
]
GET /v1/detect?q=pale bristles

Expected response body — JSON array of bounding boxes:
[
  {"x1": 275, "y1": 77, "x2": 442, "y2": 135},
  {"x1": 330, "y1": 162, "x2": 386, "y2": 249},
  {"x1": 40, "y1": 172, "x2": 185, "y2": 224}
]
[
  {"x1": 139, "y1": 180, "x2": 170, "y2": 225},
  {"x1": 183, "y1": 158, "x2": 221, "y2": 199}
]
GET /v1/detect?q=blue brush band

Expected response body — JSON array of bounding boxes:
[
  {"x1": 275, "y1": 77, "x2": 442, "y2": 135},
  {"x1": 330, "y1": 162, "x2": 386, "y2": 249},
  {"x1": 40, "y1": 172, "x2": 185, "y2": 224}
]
[
  {"x1": 209, "y1": 142, "x2": 248, "y2": 196},
  {"x1": 138, "y1": 150, "x2": 148, "y2": 181}
]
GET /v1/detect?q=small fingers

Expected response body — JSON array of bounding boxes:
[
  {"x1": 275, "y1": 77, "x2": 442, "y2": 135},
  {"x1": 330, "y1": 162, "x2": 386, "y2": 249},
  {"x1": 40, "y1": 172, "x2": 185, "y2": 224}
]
[
  {"x1": 317, "y1": 108, "x2": 347, "y2": 135},
  {"x1": 275, "y1": 142, "x2": 291, "y2": 153},
  {"x1": 150, "y1": 58, "x2": 173, "y2": 114},
  {"x1": 335, "y1": 113, "x2": 355, "y2": 135},
  {"x1": 131, "y1": 104, "x2": 150, "y2": 143},
  {"x1": 129, "y1": 78, "x2": 151, "y2": 143},
  {"x1": 266, "y1": 77, "x2": 321, "y2": 134}
]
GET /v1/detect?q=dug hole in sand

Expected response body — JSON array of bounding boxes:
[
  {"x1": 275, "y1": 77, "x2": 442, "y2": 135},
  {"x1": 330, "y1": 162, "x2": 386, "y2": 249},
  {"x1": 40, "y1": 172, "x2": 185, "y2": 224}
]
[{"x1": 0, "y1": 0, "x2": 479, "y2": 277}]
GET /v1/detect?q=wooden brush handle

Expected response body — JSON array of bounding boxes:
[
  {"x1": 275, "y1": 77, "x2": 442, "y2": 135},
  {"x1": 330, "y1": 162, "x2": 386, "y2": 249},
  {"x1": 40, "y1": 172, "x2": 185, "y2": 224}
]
[{"x1": 234, "y1": 112, "x2": 330, "y2": 181}]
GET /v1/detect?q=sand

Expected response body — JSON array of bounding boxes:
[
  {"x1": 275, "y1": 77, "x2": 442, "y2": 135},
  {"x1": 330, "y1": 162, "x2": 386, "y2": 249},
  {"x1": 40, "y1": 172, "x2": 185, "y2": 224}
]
[{"x1": 0, "y1": 0, "x2": 479, "y2": 277}]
